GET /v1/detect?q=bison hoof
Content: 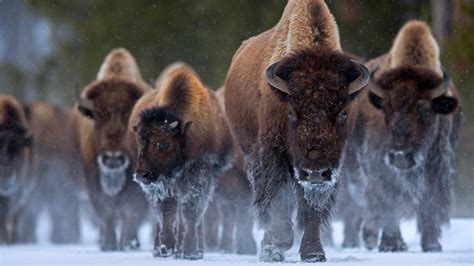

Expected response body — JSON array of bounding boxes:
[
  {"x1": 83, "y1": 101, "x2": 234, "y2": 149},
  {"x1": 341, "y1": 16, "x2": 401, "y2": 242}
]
[
  {"x1": 236, "y1": 240, "x2": 257, "y2": 255},
  {"x1": 301, "y1": 252, "x2": 326, "y2": 262},
  {"x1": 422, "y1": 241, "x2": 442, "y2": 252},
  {"x1": 153, "y1": 245, "x2": 174, "y2": 257},
  {"x1": 260, "y1": 244, "x2": 284, "y2": 262},
  {"x1": 362, "y1": 227, "x2": 378, "y2": 250},
  {"x1": 100, "y1": 243, "x2": 117, "y2": 252},
  {"x1": 122, "y1": 239, "x2": 140, "y2": 251},
  {"x1": 183, "y1": 250, "x2": 204, "y2": 260},
  {"x1": 378, "y1": 239, "x2": 408, "y2": 252}
]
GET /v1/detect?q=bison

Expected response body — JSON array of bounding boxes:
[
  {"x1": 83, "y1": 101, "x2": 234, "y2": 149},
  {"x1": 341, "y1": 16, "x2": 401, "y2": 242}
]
[
  {"x1": 72, "y1": 48, "x2": 150, "y2": 251},
  {"x1": 339, "y1": 20, "x2": 462, "y2": 252},
  {"x1": 0, "y1": 95, "x2": 34, "y2": 244},
  {"x1": 203, "y1": 88, "x2": 256, "y2": 255},
  {"x1": 23, "y1": 102, "x2": 83, "y2": 243},
  {"x1": 129, "y1": 63, "x2": 233, "y2": 260},
  {"x1": 224, "y1": 0, "x2": 369, "y2": 262}
]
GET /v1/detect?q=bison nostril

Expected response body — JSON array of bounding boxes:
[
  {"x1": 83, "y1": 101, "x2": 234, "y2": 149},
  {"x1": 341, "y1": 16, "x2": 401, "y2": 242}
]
[
  {"x1": 99, "y1": 151, "x2": 129, "y2": 169},
  {"x1": 300, "y1": 168, "x2": 333, "y2": 184},
  {"x1": 321, "y1": 169, "x2": 332, "y2": 181},
  {"x1": 135, "y1": 170, "x2": 153, "y2": 185}
]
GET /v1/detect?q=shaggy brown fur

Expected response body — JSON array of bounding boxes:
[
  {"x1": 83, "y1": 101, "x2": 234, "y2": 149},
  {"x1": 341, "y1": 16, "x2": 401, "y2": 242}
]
[
  {"x1": 72, "y1": 48, "x2": 149, "y2": 251},
  {"x1": 129, "y1": 63, "x2": 233, "y2": 260},
  {"x1": 0, "y1": 95, "x2": 34, "y2": 244},
  {"x1": 203, "y1": 88, "x2": 256, "y2": 255},
  {"x1": 24, "y1": 102, "x2": 83, "y2": 243},
  {"x1": 338, "y1": 20, "x2": 462, "y2": 252},
  {"x1": 224, "y1": 0, "x2": 368, "y2": 262}
]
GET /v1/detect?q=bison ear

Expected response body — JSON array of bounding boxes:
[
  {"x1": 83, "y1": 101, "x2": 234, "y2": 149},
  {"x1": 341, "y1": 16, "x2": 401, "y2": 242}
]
[
  {"x1": 431, "y1": 95, "x2": 458, "y2": 114},
  {"x1": 368, "y1": 91, "x2": 383, "y2": 110},
  {"x1": 181, "y1": 121, "x2": 193, "y2": 136},
  {"x1": 77, "y1": 97, "x2": 95, "y2": 120}
]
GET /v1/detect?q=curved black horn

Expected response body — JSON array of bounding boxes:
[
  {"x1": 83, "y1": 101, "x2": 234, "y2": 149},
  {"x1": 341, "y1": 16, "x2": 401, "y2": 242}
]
[
  {"x1": 348, "y1": 60, "x2": 370, "y2": 94},
  {"x1": 265, "y1": 61, "x2": 289, "y2": 94}
]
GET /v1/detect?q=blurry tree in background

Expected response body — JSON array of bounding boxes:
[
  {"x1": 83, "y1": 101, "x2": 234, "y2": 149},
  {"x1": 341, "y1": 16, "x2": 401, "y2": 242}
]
[{"x1": 0, "y1": 0, "x2": 472, "y2": 216}]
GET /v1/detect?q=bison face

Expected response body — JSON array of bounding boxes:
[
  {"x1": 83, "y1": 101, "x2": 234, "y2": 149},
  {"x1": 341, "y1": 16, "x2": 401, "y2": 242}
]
[
  {"x1": 77, "y1": 80, "x2": 143, "y2": 196},
  {"x1": 0, "y1": 123, "x2": 31, "y2": 196},
  {"x1": 266, "y1": 49, "x2": 369, "y2": 189},
  {"x1": 132, "y1": 107, "x2": 191, "y2": 187},
  {"x1": 368, "y1": 67, "x2": 458, "y2": 171}
]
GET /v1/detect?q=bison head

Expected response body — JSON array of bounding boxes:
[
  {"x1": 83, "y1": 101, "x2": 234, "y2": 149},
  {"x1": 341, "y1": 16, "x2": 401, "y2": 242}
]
[
  {"x1": 265, "y1": 48, "x2": 369, "y2": 188},
  {"x1": 77, "y1": 80, "x2": 143, "y2": 196},
  {"x1": 132, "y1": 107, "x2": 192, "y2": 188},
  {"x1": 0, "y1": 120, "x2": 31, "y2": 196},
  {"x1": 368, "y1": 66, "x2": 458, "y2": 170}
]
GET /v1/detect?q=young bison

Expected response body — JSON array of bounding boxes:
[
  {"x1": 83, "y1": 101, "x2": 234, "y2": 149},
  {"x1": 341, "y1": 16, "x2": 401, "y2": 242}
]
[
  {"x1": 129, "y1": 63, "x2": 233, "y2": 260},
  {"x1": 224, "y1": 0, "x2": 369, "y2": 262},
  {"x1": 339, "y1": 21, "x2": 462, "y2": 252},
  {"x1": 204, "y1": 88, "x2": 256, "y2": 255},
  {"x1": 72, "y1": 48, "x2": 150, "y2": 251},
  {"x1": 0, "y1": 95, "x2": 34, "y2": 244}
]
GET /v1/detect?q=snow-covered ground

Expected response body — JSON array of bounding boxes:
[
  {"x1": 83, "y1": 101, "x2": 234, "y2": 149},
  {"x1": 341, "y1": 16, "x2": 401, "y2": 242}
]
[{"x1": 1, "y1": 215, "x2": 473, "y2": 266}]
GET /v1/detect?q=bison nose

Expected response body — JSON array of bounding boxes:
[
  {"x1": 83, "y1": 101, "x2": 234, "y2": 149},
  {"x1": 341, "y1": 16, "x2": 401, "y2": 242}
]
[
  {"x1": 387, "y1": 150, "x2": 416, "y2": 169},
  {"x1": 301, "y1": 168, "x2": 333, "y2": 184},
  {"x1": 98, "y1": 151, "x2": 130, "y2": 170},
  {"x1": 133, "y1": 169, "x2": 154, "y2": 185}
]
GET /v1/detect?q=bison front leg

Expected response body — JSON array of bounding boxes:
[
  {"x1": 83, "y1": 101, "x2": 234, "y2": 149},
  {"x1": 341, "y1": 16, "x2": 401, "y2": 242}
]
[
  {"x1": 219, "y1": 199, "x2": 235, "y2": 253},
  {"x1": 119, "y1": 213, "x2": 141, "y2": 251},
  {"x1": 296, "y1": 188, "x2": 327, "y2": 262},
  {"x1": 259, "y1": 184, "x2": 295, "y2": 262},
  {"x1": 99, "y1": 217, "x2": 117, "y2": 251},
  {"x1": 181, "y1": 197, "x2": 207, "y2": 260},
  {"x1": 235, "y1": 199, "x2": 257, "y2": 255},
  {"x1": 203, "y1": 200, "x2": 220, "y2": 251},
  {"x1": 154, "y1": 198, "x2": 178, "y2": 257}
]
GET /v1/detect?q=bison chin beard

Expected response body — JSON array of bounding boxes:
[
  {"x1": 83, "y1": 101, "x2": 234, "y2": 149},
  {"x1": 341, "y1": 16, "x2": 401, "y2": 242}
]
[
  {"x1": 98, "y1": 157, "x2": 130, "y2": 196},
  {"x1": 294, "y1": 165, "x2": 340, "y2": 211},
  {"x1": 0, "y1": 171, "x2": 18, "y2": 197},
  {"x1": 133, "y1": 168, "x2": 182, "y2": 203}
]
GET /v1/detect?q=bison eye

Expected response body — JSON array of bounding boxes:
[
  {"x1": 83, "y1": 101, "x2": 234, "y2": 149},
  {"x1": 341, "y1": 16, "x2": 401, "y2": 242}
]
[
  {"x1": 156, "y1": 142, "x2": 170, "y2": 151},
  {"x1": 337, "y1": 111, "x2": 348, "y2": 124}
]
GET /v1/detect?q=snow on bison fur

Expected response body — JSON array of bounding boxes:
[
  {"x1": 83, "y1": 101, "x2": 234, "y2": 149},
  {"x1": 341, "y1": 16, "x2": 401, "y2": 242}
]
[
  {"x1": 224, "y1": 0, "x2": 370, "y2": 262},
  {"x1": 129, "y1": 63, "x2": 233, "y2": 260},
  {"x1": 338, "y1": 20, "x2": 462, "y2": 253},
  {"x1": 0, "y1": 95, "x2": 34, "y2": 244},
  {"x1": 72, "y1": 48, "x2": 150, "y2": 251}
]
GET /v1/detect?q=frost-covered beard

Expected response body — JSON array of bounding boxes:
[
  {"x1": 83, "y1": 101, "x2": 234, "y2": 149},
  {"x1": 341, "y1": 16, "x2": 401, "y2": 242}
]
[
  {"x1": 134, "y1": 168, "x2": 182, "y2": 203},
  {"x1": 98, "y1": 157, "x2": 130, "y2": 196},
  {"x1": 0, "y1": 171, "x2": 18, "y2": 197},
  {"x1": 383, "y1": 153, "x2": 426, "y2": 206},
  {"x1": 295, "y1": 166, "x2": 340, "y2": 210}
]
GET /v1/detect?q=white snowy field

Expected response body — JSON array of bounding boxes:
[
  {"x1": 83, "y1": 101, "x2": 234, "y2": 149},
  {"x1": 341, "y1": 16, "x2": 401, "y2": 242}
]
[{"x1": 0, "y1": 215, "x2": 473, "y2": 266}]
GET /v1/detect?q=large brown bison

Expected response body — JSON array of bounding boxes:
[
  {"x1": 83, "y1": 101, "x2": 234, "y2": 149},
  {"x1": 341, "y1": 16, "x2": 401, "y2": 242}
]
[
  {"x1": 129, "y1": 63, "x2": 233, "y2": 260},
  {"x1": 72, "y1": 48, "x2": 150, "y2": 251},
  {"x1": 224, "y1": 0, "x2": 369, "y2": 262},
  {"x1": 339, "y1": 21, "x2": 462, "y2": 252},
  {"x1": 24, "y1": 102, "x2": 83, "y2": 243},
  {"x1": 204, "y1": 88, "x2": 256, "y2": 255},
  {"x1": 0, "y1": 95, "x2": 34, "y2": 244}
]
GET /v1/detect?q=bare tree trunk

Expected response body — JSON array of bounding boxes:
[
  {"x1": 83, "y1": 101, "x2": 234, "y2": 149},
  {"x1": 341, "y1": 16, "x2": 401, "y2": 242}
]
[{"x1": 431, "y1": 0, "x2": 451, "y2": 41}]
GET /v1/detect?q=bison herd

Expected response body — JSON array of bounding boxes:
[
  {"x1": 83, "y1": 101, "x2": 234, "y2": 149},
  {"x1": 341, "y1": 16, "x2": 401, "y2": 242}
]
[{"x1": 0, "y1": 0, "x2": 462, "y2": 263}]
